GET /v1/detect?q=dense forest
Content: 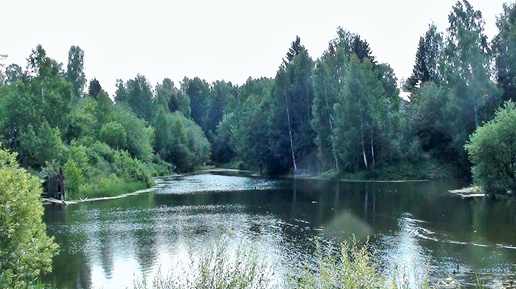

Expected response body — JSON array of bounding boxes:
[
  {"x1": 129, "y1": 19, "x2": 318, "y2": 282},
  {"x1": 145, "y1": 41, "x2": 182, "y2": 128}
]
[{"x1": 1, "y1": 0, "x2": 516, "y2": 198}]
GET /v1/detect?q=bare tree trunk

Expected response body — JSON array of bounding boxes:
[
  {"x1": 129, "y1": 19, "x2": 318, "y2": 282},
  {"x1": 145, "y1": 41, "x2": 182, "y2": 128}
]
[
  {"x1": 360, "y1": 123, "x2": 368, "y2": 170},
  {"x1": 324, "y1": 87, "x2": 339, "y2": 170},
  {"x1": 359, "y1": 99, "x2": 368, "y2": 169},
  {"x1": 474, "y1": 102, "x2": 479, "y2": 129},
  {"x1": 370, "y1": 130, "x2": 376, "y2": 168},
  {"x1": 284, "y1": 91, "x2": 297, "y2": 172}
]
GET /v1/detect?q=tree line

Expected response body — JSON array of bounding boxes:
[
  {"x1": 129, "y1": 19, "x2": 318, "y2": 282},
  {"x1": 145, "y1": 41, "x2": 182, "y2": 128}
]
[{"x1": 2, "y1": 0, "x2": 516, "y2": 194}]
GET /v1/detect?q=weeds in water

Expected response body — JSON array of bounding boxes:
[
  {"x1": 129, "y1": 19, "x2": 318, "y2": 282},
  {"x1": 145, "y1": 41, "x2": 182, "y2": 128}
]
[
  {"x1": 133, "y1": 239, "x2": 502, "y2": 289},
  {"x1": 133, "y1": 241, "x2": 273, "y2": 289},
  {"x1": 293, "y1": 238, "x2": 385, "y2": 289}
]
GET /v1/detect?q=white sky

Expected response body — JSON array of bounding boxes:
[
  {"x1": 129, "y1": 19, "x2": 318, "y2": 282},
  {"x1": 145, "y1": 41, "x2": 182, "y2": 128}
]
[{"x1": 2, "y1": 0, "x2": 512, "y2": 96}]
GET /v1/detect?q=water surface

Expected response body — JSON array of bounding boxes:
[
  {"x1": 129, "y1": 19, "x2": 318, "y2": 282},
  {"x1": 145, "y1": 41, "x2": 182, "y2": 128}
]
[{"x1": 43, "y1": 173, "x2": 516, "y2": 288}]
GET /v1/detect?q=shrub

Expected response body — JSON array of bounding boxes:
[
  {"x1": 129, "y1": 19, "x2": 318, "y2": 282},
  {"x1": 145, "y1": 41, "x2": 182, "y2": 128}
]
[
  {"x1": 113, "y1": 150, "x2": 153, "y2": 186},
  {"x1": 0, "y1": 149, "x2": 58, "y2": 288},
  {"x1": 466, "y1": 101, "x2": 516, "y2": 196},
  {"x1": 63, "y1": 159, "x2": 83, "y2": 199}
]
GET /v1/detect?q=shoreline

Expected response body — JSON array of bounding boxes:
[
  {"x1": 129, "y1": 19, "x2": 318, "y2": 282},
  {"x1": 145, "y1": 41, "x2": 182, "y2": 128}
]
[
  {"x1": 42, "y1": 169, "x2": 465, "y2": 205},
  {"x1": 42, "y1": 180, "x2": 168, "y2": 205}
]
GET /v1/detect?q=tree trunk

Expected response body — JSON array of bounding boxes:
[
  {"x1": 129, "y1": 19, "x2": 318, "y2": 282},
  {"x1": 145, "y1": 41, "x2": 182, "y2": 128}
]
[
  {"x1": 474, "y1": 102, "x2": 479, "y2": 129},
  {"x1": 324, "y1": 87, "x2": 339, "y2": 170},
  {"x1": 360, "y1": 123, "x2": 368, "y2": 170},
  {"x1": 359, "y1": 98, "x2": 368, "y2": 169},
  {"x1": 370, "y1": 130, "x2": 376, "y2": 168},
  {"x1": 284, "y1": 91, "x2": 297, "y2": 172}
]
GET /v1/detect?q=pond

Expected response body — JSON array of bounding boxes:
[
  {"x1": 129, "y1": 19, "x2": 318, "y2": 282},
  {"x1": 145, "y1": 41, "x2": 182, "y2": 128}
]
[{"x1": 43, "y1": 172, "x2": 516, "y2": 288}]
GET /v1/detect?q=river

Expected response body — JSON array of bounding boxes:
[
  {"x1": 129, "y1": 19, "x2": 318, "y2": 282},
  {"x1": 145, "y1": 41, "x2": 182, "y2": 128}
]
[{"x1": 43, "y1": 172, "x2": 516, "y2": 288}]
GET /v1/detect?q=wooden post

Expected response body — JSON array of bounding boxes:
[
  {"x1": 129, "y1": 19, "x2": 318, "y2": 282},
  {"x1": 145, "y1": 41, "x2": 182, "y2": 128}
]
[{"x1": 59, "y1": 167, "x2": 65, "y2": 201}]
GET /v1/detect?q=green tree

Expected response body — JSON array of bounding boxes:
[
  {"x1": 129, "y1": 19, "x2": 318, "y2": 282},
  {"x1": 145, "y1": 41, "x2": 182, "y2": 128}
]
[
  {"x1": 269, "y1": 36, "x2": 315, "y2": 174},
  {"x1": 114, "y1": 74, "x2": 153, "y2": 122},
  {"x1": 181, "y1": 77, "x2": 211, "y2": 133},
  {"x1": 112, "y1": 105, "x2": 153, "y2": 162},
  {"x1": 466, "y1": 101, "x2": 516, "y2": 196},
  {"x1": 332, "y1": 55, "x2": 384, "y2": 171},
  {"x1": 405, "y1": 24, "x2": 444, "y2": 92},
  {"x1": 221, "y1": 77, "x2": 273, "y2": 170},
  {"x1": 19, "y1": 121, "x2": 65, "y2": 168},
  {"x1": 207, "y1": 81, "x2": 237, "y2": 137},
  {"x1": 64, "y1": 96, "x2": 98, "y2": 141},
  {"x1": 99, "y1": 121, "x2": 127, "y2": 150},
  {"x1": 492, "y1": 2, "x2": 516, "y2": 102},
  {"x1": 63, "y1": 159, "x2": 84, "y2": 197},
  {"x1": 0, "y1": 149, "x2": 58, "y2": 288},
  {"x1": 88, "y1": 78, "x2": 102, "y2": 98},
  {"x1": 154, "y1": 78, "x2": 191, "y2": 117},
  {"x1": 66, "y1": 46, "x2": 86, "y2": 98},
  {"x1": 409, "y1": 82, "x2": 452, "y2": 156},
  {"x1": 312, "y1": 28, "x2": 381, "y2": 172},
  {"x1": 4, "y1": 63, "x2": 23, "y2": 85},
  {"x1": 312, "y1": 30, "x2": 350, "y2": 171},
  {"x1": 444, "y1": 0, "x2": 500, "y2": 164}
]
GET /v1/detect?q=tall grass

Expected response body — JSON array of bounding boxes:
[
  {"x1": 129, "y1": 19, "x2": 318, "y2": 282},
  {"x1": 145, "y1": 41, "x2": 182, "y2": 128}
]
[
  {"x1": 131, "y1": 238, "x2": 505, "y2": 289},
  {"x1": 72, "y1": 177, "x2": 147, "y2": 199},
  {"x1": 294, "y1": 239, "x2": 385, "y2": 289},
  {"x1": 133, "y1": 242, "x2": 273, "y2": 289}
]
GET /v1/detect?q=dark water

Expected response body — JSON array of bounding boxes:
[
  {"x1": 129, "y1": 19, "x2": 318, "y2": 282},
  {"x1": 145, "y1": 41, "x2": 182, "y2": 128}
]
[{"x1": 43, "y1": 173, "x2": 516, "y2": 288}]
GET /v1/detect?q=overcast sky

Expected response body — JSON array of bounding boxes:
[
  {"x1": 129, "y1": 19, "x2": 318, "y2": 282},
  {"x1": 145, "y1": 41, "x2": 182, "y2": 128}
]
[{"x1": 2, "y1": 0, "x2": 512, "y2": 96}]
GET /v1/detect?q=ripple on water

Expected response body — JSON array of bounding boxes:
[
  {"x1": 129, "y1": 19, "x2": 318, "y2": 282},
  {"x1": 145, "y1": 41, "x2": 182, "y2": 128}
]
[{"x1": 156, "y1": 174, "x2": 279, "y2": 194}]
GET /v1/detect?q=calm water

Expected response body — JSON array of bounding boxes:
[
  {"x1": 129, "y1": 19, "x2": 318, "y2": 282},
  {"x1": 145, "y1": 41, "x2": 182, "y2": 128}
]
[{"x1": 43, "y1": 173, "x2": 516, "y2": 288}]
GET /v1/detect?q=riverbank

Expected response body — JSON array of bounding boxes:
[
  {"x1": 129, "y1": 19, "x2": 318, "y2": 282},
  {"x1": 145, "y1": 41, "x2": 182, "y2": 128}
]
[{"x1": 42, "y1": 178, "x2": 170, "y2": 205}]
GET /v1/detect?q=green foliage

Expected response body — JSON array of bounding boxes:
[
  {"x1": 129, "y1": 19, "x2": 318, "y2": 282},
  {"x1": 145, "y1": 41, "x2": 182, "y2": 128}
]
[
  {"x1": 295, "y1": 239, "x2": 384, "y2": 289},
  {"x1": 181, "y1": 77, "x2": 211, "y2": 132},
  {"x1": 404, "y1": 24, "x2": 443, "y2": 92},
  {"x1": 87, "y1": 78, "x2": 102, "y2": 98},
  {"x1": 66, "y1": 46, "x2": 86, "y2": 98},
  {"x1": 113, "y1": 150, "x2": 153, "y2": 186},
  {"x1": 332, "y1": 54, "x2": 385, "y2": 172},
  {"x1": 115, "y1": 74, "x2": 154, "y2": 122},
  {"x1": 154, "y1": 78, "x2": 191, "y2": 117},
  {"x1": 0, "y1": 149, "x2": 58, "y2": 288},
  {"x1": 493, "y1": 2, "x2": 516, "y2": 102},
  {"x1": 99, "y1": 121, "x2": 127, "y2": 150},
  {"x1": 20, "y1": 122, "x2": 65, "y2": 169},
  {"x1": 63, "y1": 159, "x2": 83, "y2": 199},
  {"x1": 444, "y1": 0, "x2": 501, "y2": 163},
  {"x1": 80, "y1": 177, "x2": 147, "y2": 199},
  {"x1": 153, "y1": 108, "x2": 210, "y2": 172},
  {"x1": 466, "y1": 101, "x2": 516, "y2": 196},
  {"x1": 113, "y1": 105, "x2": 153, "y2": 162},
  {"x1": 268, "y1": 37, "x2": 315, "y2": 174}
]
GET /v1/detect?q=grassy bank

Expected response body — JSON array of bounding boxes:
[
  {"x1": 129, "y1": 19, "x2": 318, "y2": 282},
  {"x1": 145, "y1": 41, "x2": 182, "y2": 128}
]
[
  {"x1": 77, "y1": 179, "x2": 149, "y2": 199},
  {"x1": 313, "y1": 158, "x2": 463, "y2": 182}
]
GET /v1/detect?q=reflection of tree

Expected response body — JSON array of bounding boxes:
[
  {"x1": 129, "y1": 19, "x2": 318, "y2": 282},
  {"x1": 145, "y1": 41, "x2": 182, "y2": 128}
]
[
  {"x1": 42, "y1": 205, "x2": 92, "y2": 288},
  {"x1": 99, "y1": 224, "x2": 115, "y2": 278},
  {"x1": 135, "y1": 227, "x2": 157, "y2": 273}
]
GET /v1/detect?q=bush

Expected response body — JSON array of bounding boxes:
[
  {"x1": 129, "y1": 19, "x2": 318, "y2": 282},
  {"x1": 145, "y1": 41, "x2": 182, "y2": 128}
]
[
  {"x1": 466, "y1": 101, "x2": 516, "y2": 196},
  {"x1": 63, "y1": 159, "x2": 83, "y2": 199},
  {"x1": 113, "y1": 150, "x2": 153, "y2": 186},
  {"x1": 0, "y1": 149, "x2": 58, "y2": 288}
]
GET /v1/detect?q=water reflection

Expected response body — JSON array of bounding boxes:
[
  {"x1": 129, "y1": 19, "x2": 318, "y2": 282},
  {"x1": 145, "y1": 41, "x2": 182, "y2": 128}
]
[{"x1": 43, "y1": 174, "x2": 516, "y2": 288}]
